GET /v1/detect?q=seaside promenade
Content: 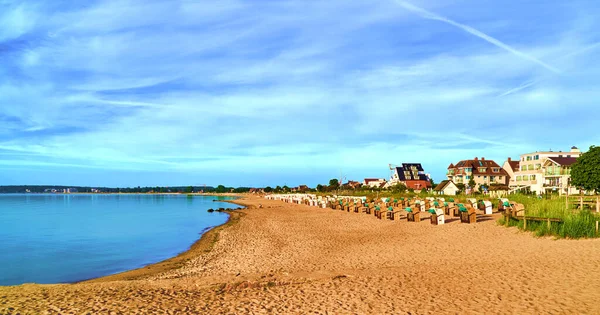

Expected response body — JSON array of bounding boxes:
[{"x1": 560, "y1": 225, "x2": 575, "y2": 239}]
[{"x1": 2, "y1": 194, "x2": 600, "y2": 314}]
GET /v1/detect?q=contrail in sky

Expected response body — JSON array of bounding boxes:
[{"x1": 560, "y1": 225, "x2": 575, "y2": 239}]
[
  {"x1": 393, "y1": 0, "x2": 562, "y2": 74},
  {"x1": 498, "y1": 42, "x2": 600, "y2": 96}
]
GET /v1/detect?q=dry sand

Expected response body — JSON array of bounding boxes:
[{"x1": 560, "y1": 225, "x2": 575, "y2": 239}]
[{"x1": 2, "y1": 195, "x2": 600, "y2": 314}]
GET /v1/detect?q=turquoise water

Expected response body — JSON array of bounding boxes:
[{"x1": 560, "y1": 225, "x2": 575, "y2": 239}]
[{"x1": 0, "y1": 194, "x2": 237, "y2": 286}]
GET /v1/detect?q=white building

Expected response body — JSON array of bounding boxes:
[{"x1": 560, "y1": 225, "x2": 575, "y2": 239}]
[
  {"x1": 433, "y1": 180, "x2": 460, "y2": 195},
  {"x1": 508, "y1": 146, "x2": 582, "y2": 195},
  {"x1": 363, "y1": 178, "x2": 387, "y2": 188}
]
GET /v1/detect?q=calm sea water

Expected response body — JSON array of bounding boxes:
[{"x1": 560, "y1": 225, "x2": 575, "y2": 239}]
[{"x1": 0, "y1": 194, "x2": 237, "y2": 286}]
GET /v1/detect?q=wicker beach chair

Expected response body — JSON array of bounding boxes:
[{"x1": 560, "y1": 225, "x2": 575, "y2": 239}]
[
  {"x1": 386, "y1": 206, "x2": 395, "y2": 220},
  {"x1": 455, "y1": 203, "x2": 466, "y2": 217},
  {"x1": 406, "y1": 206, "x2": 421, "y2": 222},
  {"x1": 428, "y1": 208, "x2": 445, "y2": 225},
  {"x1": 459, "y1": 204, "x2": 477, "y2": 223}
]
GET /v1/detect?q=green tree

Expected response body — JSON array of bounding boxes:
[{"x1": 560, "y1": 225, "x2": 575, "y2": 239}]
[
  {"x1": 275, "y1": 186, "x2": 282, "y2": 193},
  {"x1": 185, "y1": 186, "x2": 193, "y2": 193},
  {"x1": 429, "y1": 178, "x2": 436, "y2": 188},
  {"x1": 316, "y1": 184, "x2": 324, "y2": 192},
  {"x1": 571, "y1": 146, "x2": 600, "y2": 193},
  {"x1": 328, "y1": 179, "x2": 339, "y2": 189},
  {"x1": 264, "y1": 186, "x2": 273, "y2": 193},
  {"x1": 215, "y1": 185, "x2": 227, "y2": 193},
  {"x1": 456, "y1": 183, "x2": 466, "y2": 194},
  {"x1": 282, "y1": 185, "x2": 290, "y2": 192},
  {"x1": 468, "y1": 178, "x2": 476, "y2": 190},
  {"x1": 389, "y1": 183, "x2": 407, "y2": 193}
]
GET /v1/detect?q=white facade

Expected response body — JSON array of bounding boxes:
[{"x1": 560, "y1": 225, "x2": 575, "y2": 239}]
[
  {"x1": 509, "y1": 147, "x2": 581, "y2": 195},
  {"x1": 363, "y1": 178, "x2": 387, "y2": 188},
  {"x1": 434, "y1": 181, "x2": 460, "y2": 195}
]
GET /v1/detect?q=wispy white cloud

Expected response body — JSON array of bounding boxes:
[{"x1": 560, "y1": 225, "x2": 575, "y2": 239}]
[
  {"x1": 392, "y1": 0, "x2": 562, "y2": 74},
  {"x1": 0, "y1": 0, "x2": 599, "y2": 186}
]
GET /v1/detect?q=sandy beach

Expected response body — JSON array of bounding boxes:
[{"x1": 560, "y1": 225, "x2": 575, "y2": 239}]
[{"x1": 2, "y1": 195, "x2": 600, "y2": 314}]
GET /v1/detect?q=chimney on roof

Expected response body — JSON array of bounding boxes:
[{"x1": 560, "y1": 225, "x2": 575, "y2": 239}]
[
  {"x1": 474, "y1": 157, "x2": 478, "y2": 161},
  {"x1": 482, "y1": 157, "x2": 485, "y2": 160},
  {"x1": 507, "y1": 157, "x2": 511, "y2": 162}
]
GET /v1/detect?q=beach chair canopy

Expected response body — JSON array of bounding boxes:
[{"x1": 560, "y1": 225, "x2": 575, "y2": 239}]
[
  {"x1": 375, "y1": 206, "x2": 381, "y2": 210},
  {"x1": 405, "y1": 207, "x2": 412, "y2": 212},
  {"x1": 449, "y1": 198, "x2": 455, "y2": 202},
  {"x1": 433, "y1": 201, "x2": 439, "y2": 206},
  {"x1": 388, "y1": 206, "x2": 393, "y2": 211},
  {"x1": 503, "y1": 201, "x2": 510, "y2": 207},
  {"x1": 428, "y1": 208, "x2": 436, "y2": 214}
]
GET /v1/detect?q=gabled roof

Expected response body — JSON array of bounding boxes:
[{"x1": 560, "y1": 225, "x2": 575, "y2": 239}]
[
  {"x1": 546, "y1": 157, "x2": 578, "y2": 166},
  {"x1": 433, "y1": 180, "x2": 453, "y2": 191},
  {"x1": 448, "y1": 163, "x2": 454, "y2": 168},
  {"x1": 448, "y1": 158, "x2": 509, "y2": 176},
  {"x1": 508, "y1": 160, "x2": 520, "y2": 171}
]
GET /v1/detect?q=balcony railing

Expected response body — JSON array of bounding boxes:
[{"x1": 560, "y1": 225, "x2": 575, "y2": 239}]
[{"x1": 545, "y1": 170, "x2": 570, "y2": 176}]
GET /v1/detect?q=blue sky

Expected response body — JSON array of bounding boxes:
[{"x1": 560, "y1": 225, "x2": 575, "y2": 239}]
[{"x1": 1, "y1": 0, "x2": 599, "y2": 187}]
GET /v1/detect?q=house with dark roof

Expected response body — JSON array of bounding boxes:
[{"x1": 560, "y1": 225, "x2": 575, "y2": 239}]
[
  {"x1": 390, "y1": 163, "x2": 432, "y2": 191},
  {"x1": 447, "y1": 157, "x2": 509, "y2": 191},
  {"x1": 343, "y1": 181, "x2": 362, "y2": 189},
  {"x1": 542, "y1": 156, "x2": 579, "y2": 195}
]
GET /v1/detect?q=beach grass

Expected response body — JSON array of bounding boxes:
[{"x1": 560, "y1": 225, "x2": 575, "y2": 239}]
[{"x1": 494, "y1": 194, "x2": 600, "y2": 239}]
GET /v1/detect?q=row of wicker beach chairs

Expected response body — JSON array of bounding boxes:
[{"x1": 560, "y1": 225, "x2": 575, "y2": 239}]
[{"x1": 265, "y1": 194, "x2": 526, "y2": 225}]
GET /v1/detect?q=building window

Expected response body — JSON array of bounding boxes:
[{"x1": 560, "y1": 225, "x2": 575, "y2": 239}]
[
  {"x1": 516, "y1": 176, "x2": 522, "y2": 181},
  {"x1": 535, "y1": 164, "x2": 541, "y2": 170},
  {"x1": 490, "y1": 176, "x2": 495, "y2": 182},
  {"x1": 527, "y1": 156, "x2": 532, "y2": 161},
  {"x1": 528, "y1": 165, "x2": 534, "y2": 170},
  {"x1": 531, "y1": 175, "x2": 536, "y2": 180},
  {"x1": 493, "y1": 168, "x2": 499, "y2": 172},
  {"x1": 466, "y1": 176, "x2": 470, "y2": 180},
  {"x1": 484, "y1": 176, "x2": 487, "y2": 179},
  {"x1": 521, "y1": 166, "x2": 527, "y2": 171},
  {"x1": 535, "y1": 155, "x2": 539, "y2": 160}
]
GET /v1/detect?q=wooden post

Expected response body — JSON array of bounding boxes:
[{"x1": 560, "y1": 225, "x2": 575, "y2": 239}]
[
  {"x1": 597, "y1": 221, "x2": 599, "y2": 235},
  {"x1": 580, "y1": 191, "x2": 584, "y2": 210},
  {"x1": 523, "y1": 217, "x2": 527, "y2": 230},
  {"x1": 565, "y1": 186, "x2": 569, "y2": 210},
  {"x1": 547, "y1": 218, "x2": 551, "y2": 229},
  {"x1": 596, "y1": 196, "x2": 599, "y2": 213}
]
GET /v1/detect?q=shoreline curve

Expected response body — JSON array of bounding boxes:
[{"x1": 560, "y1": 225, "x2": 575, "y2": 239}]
[{"x1": 81, "y1": 195, "x2": 248, "y2": 284}]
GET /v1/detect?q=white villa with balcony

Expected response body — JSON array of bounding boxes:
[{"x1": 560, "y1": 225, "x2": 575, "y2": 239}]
[{"x1": 508, "y1": 146, "x2": 582, "y2": 195}]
